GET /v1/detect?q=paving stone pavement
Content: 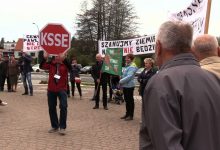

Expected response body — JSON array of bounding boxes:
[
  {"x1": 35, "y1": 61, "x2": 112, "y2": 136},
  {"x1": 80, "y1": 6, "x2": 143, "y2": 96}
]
[{"x1": 0, "y1": 82, "x2": 142, "y2": 150}]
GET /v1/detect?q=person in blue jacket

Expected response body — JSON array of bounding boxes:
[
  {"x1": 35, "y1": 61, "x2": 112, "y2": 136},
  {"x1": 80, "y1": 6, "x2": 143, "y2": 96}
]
[{"x1": 119, "y1": 53, "x2": 138, "y2": 121}]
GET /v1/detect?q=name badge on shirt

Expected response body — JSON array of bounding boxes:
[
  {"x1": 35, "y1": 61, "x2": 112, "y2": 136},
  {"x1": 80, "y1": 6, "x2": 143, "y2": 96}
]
[{"x1": 54, "y1": 74, "x2": 61, "y2": 79}]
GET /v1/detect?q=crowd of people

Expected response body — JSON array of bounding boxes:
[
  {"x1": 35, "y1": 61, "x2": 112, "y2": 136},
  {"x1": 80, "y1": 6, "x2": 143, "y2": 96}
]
[{"x1": 0, "y1": 20, "x2": 220, "y2": 148}]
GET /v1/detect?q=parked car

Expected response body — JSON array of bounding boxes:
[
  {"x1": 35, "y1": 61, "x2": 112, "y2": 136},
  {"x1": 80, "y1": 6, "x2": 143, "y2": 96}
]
[
  {"x1": 80, "y1": 66, "x2": 92, "y2": 74},
  {"x1": 135, "y1": 67, "x2": 144, "y2": 76},
  {"x1": 32, "y1": 64, "x2": 44, "y2": 72}
]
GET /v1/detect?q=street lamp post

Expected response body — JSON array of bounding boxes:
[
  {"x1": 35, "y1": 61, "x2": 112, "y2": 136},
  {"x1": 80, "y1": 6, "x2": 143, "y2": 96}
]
[
  {"x1": 32, "y1": 22, "x2": 39, "y2": 33},
  {"x1": 32, "y1": 23, "x2": 42, "y2": 64},
  {"x1": 32, "y1": 23, "x2": 47, "y2": 83}
]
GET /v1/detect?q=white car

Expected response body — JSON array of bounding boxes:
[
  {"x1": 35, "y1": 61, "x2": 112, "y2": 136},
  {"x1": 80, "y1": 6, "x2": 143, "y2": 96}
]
[
  {"x1": 32, "y1": 64, "x2": 44, "y2": 72},
  {"x1": 80, "y1": 66, "x2": 92, "y2": 74},
  {"x1": 135, "y1": 67, "x2": 144, "y2": 76}
]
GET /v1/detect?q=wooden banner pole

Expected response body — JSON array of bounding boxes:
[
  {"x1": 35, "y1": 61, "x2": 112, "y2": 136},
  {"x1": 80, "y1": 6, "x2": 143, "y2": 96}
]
[{"x1": 204, "y1": 0, "x2": 212, "y2": 34}]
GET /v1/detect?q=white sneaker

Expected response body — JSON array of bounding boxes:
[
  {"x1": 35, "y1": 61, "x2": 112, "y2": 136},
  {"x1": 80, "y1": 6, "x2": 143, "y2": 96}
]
[
  {"x1": 0, "y1": 101, "x2": 7, "y2": 106},
  {"x1": 59, "y1": 129, "x2": 66, "y2": 135}
]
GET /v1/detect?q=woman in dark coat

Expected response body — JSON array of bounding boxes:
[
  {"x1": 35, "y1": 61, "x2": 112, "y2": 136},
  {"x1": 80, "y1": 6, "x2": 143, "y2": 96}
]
[
  {"x1": 8, "y1": 56, "x2": 19, "y2": 92},
  {"x1": 138, "y1": 58, "x2": 156, "y2": 99}
]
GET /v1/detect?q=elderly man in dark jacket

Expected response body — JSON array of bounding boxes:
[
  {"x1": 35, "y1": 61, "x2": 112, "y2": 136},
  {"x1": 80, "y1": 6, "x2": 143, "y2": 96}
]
[
  {"x1": 91, "y1": 53, "x2": 109, "y2": 110},
  {"x1": 139, "y1": 21, "x2": 220, "y2": 150},
  {"x1": 0, "y1": 54, "x2": 4, "y2": 91}
]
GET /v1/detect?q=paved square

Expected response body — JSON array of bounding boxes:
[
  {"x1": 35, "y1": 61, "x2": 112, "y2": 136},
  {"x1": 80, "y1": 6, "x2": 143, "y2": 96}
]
[{"x1": 0, "y1": 83, "x2": 141, "y2": 150}]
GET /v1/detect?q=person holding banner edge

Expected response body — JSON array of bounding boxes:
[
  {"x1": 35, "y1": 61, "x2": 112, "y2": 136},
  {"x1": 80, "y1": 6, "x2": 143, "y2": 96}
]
[
  {"x1": 91, "y1": 53, "x2": 109, "y2": 110},
  {"x1": 192, "y1": 34, "x2": 220, "y2": 78}
]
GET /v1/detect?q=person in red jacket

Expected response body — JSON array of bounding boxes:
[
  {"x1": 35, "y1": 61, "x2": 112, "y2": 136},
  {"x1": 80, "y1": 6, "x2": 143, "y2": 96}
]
[{"x1": 40, "y1": 52, "x2": 71, "y2": 135}]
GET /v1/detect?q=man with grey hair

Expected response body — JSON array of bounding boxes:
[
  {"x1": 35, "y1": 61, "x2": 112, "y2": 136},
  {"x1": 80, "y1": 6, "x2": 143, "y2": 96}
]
[
  {"x1": 193, "y1": 34, "x2": 220, "y2": 77},
  {"x1": 139, "y1": 21, "x2": 220, "y2": 150},
  {"x1": 91, "y1": 53, "x2": 109, "y2": 110}
]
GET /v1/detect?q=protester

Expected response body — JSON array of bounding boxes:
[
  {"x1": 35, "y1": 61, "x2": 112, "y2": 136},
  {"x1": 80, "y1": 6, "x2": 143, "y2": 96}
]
[
  {"x1": 70, "y1": 58, "x2": 82, "y2": 99},
  {"x1": 139, "y1": 21, "x2": 220, "y2": 150},
  {"x1": 0, "y1": 55, "x2": 11, "y2": 92},
  {"x1": 119, "y1": 53, "x2": 138, "y2": 121},
  {"x1": 8, "y1": 55, "x2": 20, "y2": 92},
  {"x1": 0, "y1": 54, "x2": 3, "y2": 91},
  {"x1": 193, "y1": 34, "x2": 220, "y2": 77},
  {"x1": 19, "y1": 52, "x2": 33, "y2": 96},
  {"x1": 137, "y1": 58, "x2": 156, "y2": 99},
  {"x1": 91, "y1": 53, "x2": 109, "y2": 110},
  {"x1": 40, "y1": 52, "x2": 71, "y2": 135}
]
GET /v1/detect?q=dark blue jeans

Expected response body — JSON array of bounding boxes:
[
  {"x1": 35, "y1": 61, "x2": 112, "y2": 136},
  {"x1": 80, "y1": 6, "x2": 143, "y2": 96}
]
[
  {"x1": 22, "y1": 72, "x2": 33, "y2": 94},
  {"x1": 47, "y1": 90, "x2": 68, "y2": 129}
]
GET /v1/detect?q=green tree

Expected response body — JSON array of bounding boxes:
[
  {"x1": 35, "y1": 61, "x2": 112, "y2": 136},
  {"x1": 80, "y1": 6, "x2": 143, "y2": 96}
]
[
  {"x1": 67, "y1": 37, "x2": 96, "y2": 66},
  {"x1": 76, "y1": 0, "x2": 138, "y2": 51}
]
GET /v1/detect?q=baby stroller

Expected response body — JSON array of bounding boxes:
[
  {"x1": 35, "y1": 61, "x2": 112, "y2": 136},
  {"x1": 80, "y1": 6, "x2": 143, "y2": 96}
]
[
  {"x1": 112, "y1": 87, "x2": 124, "y2": 105},
  {"x1": 111, "y1": 76, "x2": 124, "y2": 105}
]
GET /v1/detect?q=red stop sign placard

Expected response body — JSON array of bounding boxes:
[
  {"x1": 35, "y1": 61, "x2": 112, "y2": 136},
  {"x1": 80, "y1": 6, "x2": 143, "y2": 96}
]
[{"x1": 39, "y1": 23, "x2": 71, "y2": 55}]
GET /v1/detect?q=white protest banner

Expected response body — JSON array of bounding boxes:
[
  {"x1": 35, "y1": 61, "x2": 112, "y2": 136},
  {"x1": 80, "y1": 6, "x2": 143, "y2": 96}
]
[
  {"x1": 23, "y1": 35, "x2": 42, "y2": 52},
  {"x1": 168, "y1": 0, "x2": 208, "y2": 38},
  {"x1": 98, "y1": 34, "x2": 156, "y2": 56}
]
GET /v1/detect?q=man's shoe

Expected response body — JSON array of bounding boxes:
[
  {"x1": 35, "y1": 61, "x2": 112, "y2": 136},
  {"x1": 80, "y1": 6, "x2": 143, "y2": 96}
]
[
  {"x1": 30, "y1": 93, "x2": 33, "y2": 96},
  {"x1": 22, "y1": 93, "x2": 28, "y2": 95},
  {"x1": 125, "y1": 116, "x2": 133, "y2": 121},
  {"x1": 48, "y1": 128, "x2": 58, "y2": 133},
  {"x1": 104, "y1": 106, "x2": 108, "y2": 110},
  {"x1": 120, "y1": 115, "x2": 129, "y2": 119},
  {"x1": 93, "y1": 106, "x2": 99, "y2": 109},
  {"x1": 90, "y1": 98, "x2": 95, "y2": 101},
  {"x1": 59, "y1": 129, "x2": 66, "y2": 135}
]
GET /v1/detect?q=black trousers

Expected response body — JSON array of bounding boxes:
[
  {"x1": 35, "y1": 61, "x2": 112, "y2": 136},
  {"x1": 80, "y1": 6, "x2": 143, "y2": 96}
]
[
  {"x1": 108, "y1": 78, "x2": 113, "y2": 99},
  {"x1": 123, "y1": 87, "x2": 135, "y2": 117},
  {"x1": 95, "y1": 81, "x2": 107, "y2": 107},
  {"x1": 0, "y1": 75, "x2": 11, "y2": 91},
  {"x1": 71, "y1": 81, "x2": 82, "y2": 96}
]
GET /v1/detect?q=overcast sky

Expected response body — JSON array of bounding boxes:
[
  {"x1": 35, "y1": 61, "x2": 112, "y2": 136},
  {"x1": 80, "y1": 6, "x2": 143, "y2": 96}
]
[{"x1": 0, "y1": 0, "x2": 219, "y2": 42}]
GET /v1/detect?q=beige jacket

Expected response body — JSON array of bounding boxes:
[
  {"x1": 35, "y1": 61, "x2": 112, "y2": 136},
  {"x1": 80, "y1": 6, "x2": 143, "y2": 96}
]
[{"x1": 200, "y1": 56, "x2": 220, "y2": 78}]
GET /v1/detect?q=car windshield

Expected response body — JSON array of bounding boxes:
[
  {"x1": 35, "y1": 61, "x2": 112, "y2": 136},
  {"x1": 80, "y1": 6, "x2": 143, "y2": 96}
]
[{"x1": 84, "y1": 66, "x2": 91, "y2": 69}]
